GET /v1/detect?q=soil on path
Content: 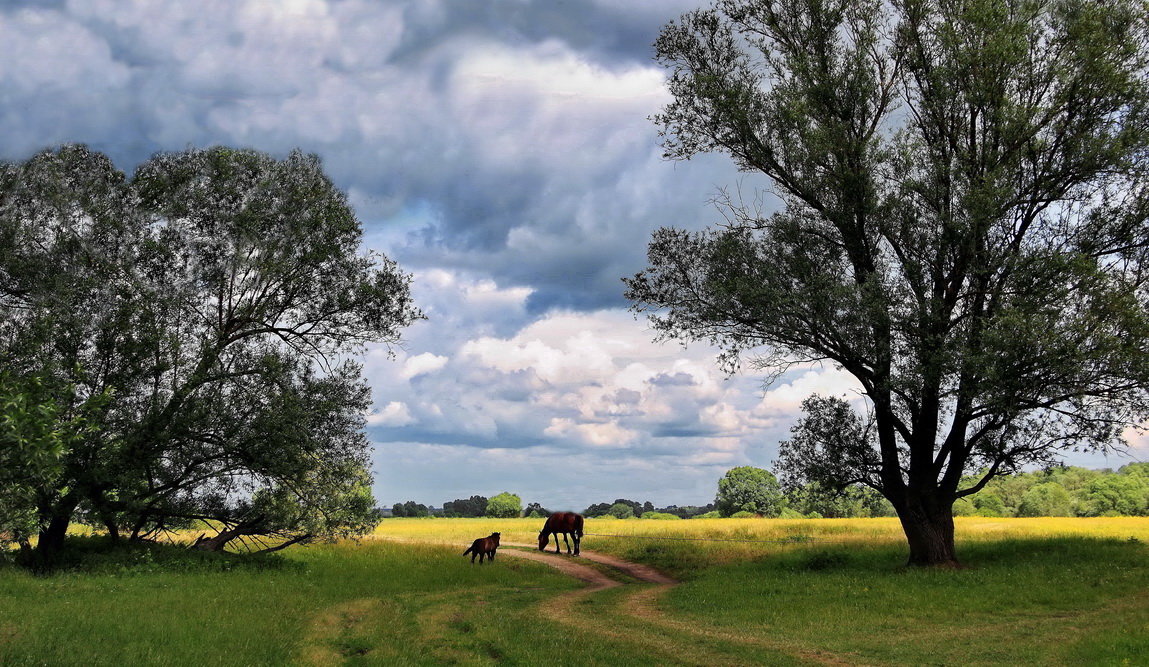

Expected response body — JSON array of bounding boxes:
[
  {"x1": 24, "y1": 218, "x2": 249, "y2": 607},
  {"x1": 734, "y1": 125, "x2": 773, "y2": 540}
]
[{"x1": 368, "y1": 536, "x2": 854, "y2": 665}]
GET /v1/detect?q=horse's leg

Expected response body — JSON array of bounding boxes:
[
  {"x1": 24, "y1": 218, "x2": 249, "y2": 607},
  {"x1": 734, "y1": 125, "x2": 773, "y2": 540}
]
[
  {"x1": 574, "y1": 533, "x2": 581, "y2": 556},
  {"x1": 562, "y1": 532, "x2": 571, "y2": 554},
  {"x1": 471, "y1": 551, "x2": 477, "y2": 563},
  {"x1": 553, "y1": 532, "x2": 561, "y2": 553}
]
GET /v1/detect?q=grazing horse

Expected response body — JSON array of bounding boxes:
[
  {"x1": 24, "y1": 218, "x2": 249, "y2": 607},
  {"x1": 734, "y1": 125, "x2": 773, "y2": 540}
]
[
  {"x1": 538, "y1": 512, "x2": 583, "y2": 556},
  {"x1": 463, "y1": 532, "x2": 501, "y2": 564}
]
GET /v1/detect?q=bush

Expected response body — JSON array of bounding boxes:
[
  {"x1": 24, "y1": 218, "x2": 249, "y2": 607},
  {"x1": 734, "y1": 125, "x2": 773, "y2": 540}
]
[
  {"x1": 729, "y1": 510, "x2": 759, "y2": 518},
  {"x1": 640, "y1": 512, "x2": 681, "y2": 520},
  {"x1": 692, "y1": 511, "x2": 721, "y2": 519}
]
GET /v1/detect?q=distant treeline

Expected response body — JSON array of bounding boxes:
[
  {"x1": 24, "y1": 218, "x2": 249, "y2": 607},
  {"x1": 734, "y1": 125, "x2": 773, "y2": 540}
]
[
  {"x1": 379, "y1": 464, "x2": 1149, "y2": 520},
  {"x1": 952, "y1": 464, "x2": 1149, "y2": 518}
]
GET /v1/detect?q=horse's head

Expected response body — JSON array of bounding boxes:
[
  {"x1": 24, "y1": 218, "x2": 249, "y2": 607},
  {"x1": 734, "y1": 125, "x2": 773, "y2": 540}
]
[
  {"x1": 537, "y1": 530, "x2": 548, "y2": 551},
  {"x1": 490, "y1": 532, "x2": 500, "y2": 545}
]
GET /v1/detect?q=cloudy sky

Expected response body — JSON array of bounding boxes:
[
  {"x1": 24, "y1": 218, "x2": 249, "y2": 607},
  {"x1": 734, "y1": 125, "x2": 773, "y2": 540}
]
[{"x1": 1, "y1": 0, "x2": 1141, "y2": 511}]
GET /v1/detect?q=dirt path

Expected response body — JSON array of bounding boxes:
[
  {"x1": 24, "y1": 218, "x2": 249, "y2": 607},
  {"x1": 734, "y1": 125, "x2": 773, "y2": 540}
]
[{"x1": 366, "y1": 536, "x2": 854, "y2": 665}]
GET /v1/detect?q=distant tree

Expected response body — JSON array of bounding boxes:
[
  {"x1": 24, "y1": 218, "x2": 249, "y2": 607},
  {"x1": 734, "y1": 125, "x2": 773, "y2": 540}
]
[
  {"x1": 716, "y1": 467, "x2": 784, "y2": 517},
  {"x1": 972, "y1": 492, "x2": 1006, "y2": 518},
  {"x1": 485, "y1": 492, "x2": 522, "y2": 518},
  {"x1": 1018, "y1": 483, "x2": 1074, "y2": 517},
  {"x1": 391, "y1": 503, "x2": 407, "y2": 518},
  {"x1": 951, "y1": 498, "x2": 977, "y2": 516},
  {"x1": 627, "y1": 0, "x2": 1149, "y2": 566},
  {"x1": 642, "y1": 501, "x2": 655, "y2": 514},
  {"x1": 524, "y1": 502, "x2": 551, "y2": 518},
  {"x1": 1081, "y1": 476, "x2": 1148, "y2": 516},
  {"x1": 585, "y1": 499, "x2": 644, "y2": 517},
  {"x1": 785, "y1": 481, "x2": 893, "y2": 518},
  {"x1": 608, "y1": 503, "x2": 635, "y2": 519},
  {"x1": 443, "y1": 496, "x2": 488, "y2": 518}
]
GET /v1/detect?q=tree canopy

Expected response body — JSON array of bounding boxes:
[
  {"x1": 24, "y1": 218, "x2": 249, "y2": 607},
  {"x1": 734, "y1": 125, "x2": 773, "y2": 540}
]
[
  {"x1": 626, "y1": 0, "x2": 1149, "y2": 565},
  {"x1": 715, "y1": 466, "x2": 785, "y2": 516},
  {"x1": 0, "y1": 145, "x2": 421, "y2": 557},
  {"x1": 485, "y1": 492, "x2": 523, "y2": 518}
]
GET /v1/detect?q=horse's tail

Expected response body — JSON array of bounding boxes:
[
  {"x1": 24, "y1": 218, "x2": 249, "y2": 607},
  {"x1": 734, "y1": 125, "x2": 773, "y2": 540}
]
[{"x1": 574, "y1": 514, "x2": 585, "y2": 537}]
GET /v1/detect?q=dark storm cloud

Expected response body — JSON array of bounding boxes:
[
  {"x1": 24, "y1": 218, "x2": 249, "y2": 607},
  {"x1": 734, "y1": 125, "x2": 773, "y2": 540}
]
[{"x1": 0, "y1": 0, "x2": 743, "y2": 314}]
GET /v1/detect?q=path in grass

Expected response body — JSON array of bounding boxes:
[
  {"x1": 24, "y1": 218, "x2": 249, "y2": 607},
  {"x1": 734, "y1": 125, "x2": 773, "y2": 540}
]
[{"x1": 370, "y1": 537, "x2": 855, "y2": 665}]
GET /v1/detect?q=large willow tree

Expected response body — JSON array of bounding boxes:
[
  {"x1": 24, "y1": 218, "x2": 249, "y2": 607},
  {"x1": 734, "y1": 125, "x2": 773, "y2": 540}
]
[
  {"x1": 1, "y1": 146, "x2": 420, "y2": 557},
  {"x1": 626, "y1": 0, "x2": 1149, "y2": 565}
]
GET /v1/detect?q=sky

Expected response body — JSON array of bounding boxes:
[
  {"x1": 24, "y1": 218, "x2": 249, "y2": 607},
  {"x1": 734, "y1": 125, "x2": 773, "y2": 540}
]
[{"x1": 1, "y1": 0, "x2": 1142, "y2": 511}]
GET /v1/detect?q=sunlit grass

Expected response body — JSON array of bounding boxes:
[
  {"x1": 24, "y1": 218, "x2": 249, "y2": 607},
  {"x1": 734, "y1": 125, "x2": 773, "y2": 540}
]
[
  {"x1": 375, "y1": 516, "x2": 1149, "y2": 663},
  {"x1": 2, "y1": 516, "x2": 1145, "y2": 664},
  {"x1": 376, "y1": 515, "x2": 1149, "y2": 575}
]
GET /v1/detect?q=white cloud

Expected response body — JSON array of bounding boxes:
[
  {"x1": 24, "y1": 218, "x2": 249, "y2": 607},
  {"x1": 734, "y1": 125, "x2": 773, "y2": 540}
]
[
  {"x1": 367, "y1": 401, "x2": 415, "y2": 427},
  {"x1": 401, "y1": 352, "x2": 448, "y2": 379}
]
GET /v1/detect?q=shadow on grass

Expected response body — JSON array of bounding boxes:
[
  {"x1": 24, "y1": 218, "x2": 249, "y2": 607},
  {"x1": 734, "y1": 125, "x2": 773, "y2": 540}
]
[
  {"x1": 3, "y1": 535, "x2": 298, "y2": 576},
  {"x1": 760, "y1": 535, "x2": 1147, "y2": 574}
]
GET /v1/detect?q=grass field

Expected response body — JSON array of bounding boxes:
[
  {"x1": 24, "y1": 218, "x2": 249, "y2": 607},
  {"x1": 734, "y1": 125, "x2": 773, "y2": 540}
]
[{"x1": 1, "y1": 517, "x2": 1146, "y2": 665}]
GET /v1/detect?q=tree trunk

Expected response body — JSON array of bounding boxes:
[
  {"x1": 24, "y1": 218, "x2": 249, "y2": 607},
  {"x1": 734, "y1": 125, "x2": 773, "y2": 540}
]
[
  {"x1": 191, "y1": 525, "x2": 247, "y2": 552},
  {"x1": 35, "y1": 494, "x2": 78, "y2": 556},
  {"x1": 897, "y1": 495, "x2": 958, "y2": 567}
]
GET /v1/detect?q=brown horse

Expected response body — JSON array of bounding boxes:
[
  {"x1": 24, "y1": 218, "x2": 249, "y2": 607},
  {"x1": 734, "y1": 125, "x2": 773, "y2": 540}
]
[
  {"x1": 538, "y1": 512, "x2": 583, "y2": 556},
  {"x1": 463, "y1": 532, "x2": 501, "y2": 563}
]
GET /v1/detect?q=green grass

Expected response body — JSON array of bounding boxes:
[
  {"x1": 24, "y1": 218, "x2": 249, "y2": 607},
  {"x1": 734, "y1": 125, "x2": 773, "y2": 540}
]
[
  {"x1": 663, "y1": 537, "x2": 1149, "y2": 664},
  {"x1": 0, "y1": 538, "x2": 646, "y2": 666},
  {"x1": 1, "y1": 519, "x2": 1147, "y2": 665}
]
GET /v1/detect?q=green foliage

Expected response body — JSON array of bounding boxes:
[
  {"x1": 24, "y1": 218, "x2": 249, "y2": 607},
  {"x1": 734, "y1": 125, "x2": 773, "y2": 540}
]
[
  {"x1": 973, "y1": 492, "x2": 1006, "y2": 518},
  {"x1": 608, "y1": 503, "x2": 635, "y2": 519},
  {"x1": 693, "y1": 510, "x2": 722, "y2": 519},
  {"x1": 729, "y1": 510, "x2": 759, "y2": 518},
  {"x1": 443, "y1": 496, "x2": 488, "y2": 518},
  {"x1": 715, "y1": 466, "x2": 785, "y2": 517},
  {"x1": 783, "y1": 480, "x2": 896, "y2": 518},
  {"x1": 628, "y1": 0, "x2": 1149, "y2": 564},
  {"x1": 640, "y1": 512, "x2": 682, "y2": 520},
  {"x1": 485, "y1": 492, "x2": 523, "y2": 518},
  {"x1": 1081, "y1": 476, "x2": 1148, "y2": 517},
  {"x1": 952, "y1": 498, "x2": 977, "y2": 516},
  {"x1": 585, "y1": 499, "x2": 650, "y2": 517},
  {"x1": 0, "y1": 372, "x2": 107, "y2": 547},
  {"x1": 391, "y1": 501, "x2": 430, "y2": 518},
  {"x1": 957, "y1": 466, "x2": 1149, "y2": 517},
  {"x1": 0, "y1": 145, "x2": 421, "y2": 555},
  {"x1": 1018, "y1": 483, "x2": 1074, "y2": 518}
]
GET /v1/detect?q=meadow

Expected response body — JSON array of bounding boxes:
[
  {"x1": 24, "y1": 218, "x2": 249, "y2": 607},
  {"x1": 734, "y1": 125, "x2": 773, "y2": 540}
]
[{"x1": 0, "y1": 517, "x2": 1145, "y2": 665}]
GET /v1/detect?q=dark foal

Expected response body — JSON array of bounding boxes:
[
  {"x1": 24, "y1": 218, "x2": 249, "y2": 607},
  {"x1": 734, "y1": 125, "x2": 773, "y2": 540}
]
[
  {"x1": 462, "y1": 532, "x2": 501, "y2": 564},
  {"x1": 537, "y1": 512, "x2": 583, "y2": 556}
]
